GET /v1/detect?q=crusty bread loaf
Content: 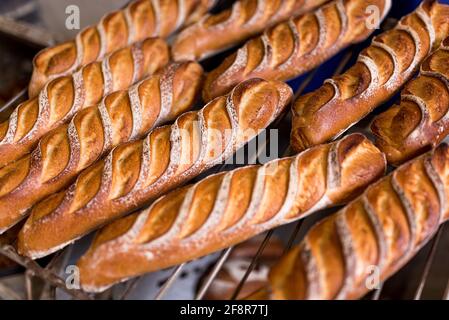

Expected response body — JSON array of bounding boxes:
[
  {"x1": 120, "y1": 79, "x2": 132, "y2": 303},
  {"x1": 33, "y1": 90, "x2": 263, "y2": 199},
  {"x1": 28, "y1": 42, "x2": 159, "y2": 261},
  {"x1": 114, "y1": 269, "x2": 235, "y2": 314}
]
[
  {"x1": 67, "y1": 133, "x2": 386, "y2": 292},
  {"x1": 0, "y1": 37, "x2": 169, "y2": 169},
  {"x1": 291, "y1": 0, "x2": 449, "y2": 153},
  {"x1": 202, "y1": 0, "x2": 391, "y2": 101},
  {"x1": 29, "y1": 0, "x2": 214, "y2": 97},
  {"x1": 371, "y1": 36, "x2": 449, "y2": 166},
  {"x1": 0, "y1": 62, "x2": 203, "y2": 235},
  {"x1": 17, "y1": 78, "x2": 293, "y2": 260},
  {"x1": 172, "y1": 0, "x2": 330, "y2": 62},
  {"x1": 261, "y1": 143, "x2": 449, "y2": 300}
]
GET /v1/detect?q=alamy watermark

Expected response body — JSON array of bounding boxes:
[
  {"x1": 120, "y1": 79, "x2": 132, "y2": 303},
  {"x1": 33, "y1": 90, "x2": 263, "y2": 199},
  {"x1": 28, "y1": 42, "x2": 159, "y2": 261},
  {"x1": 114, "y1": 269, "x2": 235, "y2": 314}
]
[
  {"x1": 65, "y1": 265, "x2": 80, "y2": 289},
  {"x1": 365, "y1": 265, "x2": 381, "y2": 290},
  {"x1": 365, "y1": 5, "x2": 382, "y2": 30},
  {"x1": 66, "y1": 5, "x2": 80, "y2": 30}
]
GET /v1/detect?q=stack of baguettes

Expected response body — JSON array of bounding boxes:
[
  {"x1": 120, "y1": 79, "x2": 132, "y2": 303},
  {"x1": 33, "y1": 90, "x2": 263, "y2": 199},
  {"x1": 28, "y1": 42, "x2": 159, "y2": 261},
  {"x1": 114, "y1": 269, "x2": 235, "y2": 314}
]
[
  {"x1": 5, "y1": 0, "x2": 329, "y2": 258},
  {"x1": 28, "y1": 0, "x2": 217, "y2": 97},
  {"x1": 5, "y1": 0, "x2": 386, "y2": 254},
  {"x1": 12, "y1": 0, "x2": 390, "y2": 257},
  {"x1": 0, "y1": 0, "x2": 448, "y2": 300}
]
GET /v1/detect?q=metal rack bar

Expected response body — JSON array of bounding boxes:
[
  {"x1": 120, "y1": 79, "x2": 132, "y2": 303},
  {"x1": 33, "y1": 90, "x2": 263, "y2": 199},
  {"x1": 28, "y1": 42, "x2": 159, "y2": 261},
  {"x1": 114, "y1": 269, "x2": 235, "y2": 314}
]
[
  {"x1": 119, "y1": 277, "x2": 142, "y2": 300},
  {"x1": 443, "y1": 277, "x2": 449, "y2": 300},
  {"x1": 24, "y1": 270, "x2": 33, "y2": 300},
  {"x1": 414, "y1": 227, "x2": 444, "y2": 300},
  {"x1": 154, "y1": 264, "x2": 186, "y2": 300},
  {"x1": 284, "y1": 220, "x2": 305, "y2": 253},
  {"x1": 0, "y1": 282, "x2": 22, "y2": 300},
  {"x1": 230, "y1": 230, "x2": 274, "y2": 300},
  {"x1": 0, "y1": 88, "x2": 27, "y2": 114},
  {"x1": 195, "y1": 247, "x2": 233, "y2": 300},
  {"x1": 0, "y1": 15, "x2": 55, "y2": 47},
  {"x1": 38, "y1": 247, "x2": 72, "y2": 300},
  {"x1": 0, "y1": 245, "x2": 91, "y2": 300}
]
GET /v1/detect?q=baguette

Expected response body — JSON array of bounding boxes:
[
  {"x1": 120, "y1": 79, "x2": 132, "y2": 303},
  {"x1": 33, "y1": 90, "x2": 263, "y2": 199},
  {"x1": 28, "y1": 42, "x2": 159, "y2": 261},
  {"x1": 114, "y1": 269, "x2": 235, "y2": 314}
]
[
  {"x1": 202, "y1": 0, "x2": 392, "y2": 102},
  {"x1": 29, "y1": 0, "x2": 213, "y2": 97},
  {"x1": 17, "y1": 78, "x2": 293, "y2": 260},
  {"x1": 291, "y1": 0, "x2": 449, "y2": 153},
  {"x1": 0, "y1": 62, "x2": 203, "y2": 235},
  {"x1": 69, "y1": 133, "x2": 384, "y2": 292},
  {"x1": 0, "y1": 37, "x2": 169, "y2": 169},
  {"x1": 262, "y1": 143, "x2": 449, "y2": 300},
  {"x1": 172, "y1": 0, "x2": 331, "y2": 62},
  {"x1": 371, "y1": 36, "x2": 449, "y2": 166}
]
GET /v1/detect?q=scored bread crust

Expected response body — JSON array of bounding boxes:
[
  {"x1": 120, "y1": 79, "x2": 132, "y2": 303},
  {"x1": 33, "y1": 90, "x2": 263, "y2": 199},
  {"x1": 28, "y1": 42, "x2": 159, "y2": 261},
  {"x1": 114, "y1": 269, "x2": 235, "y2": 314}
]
[
  {"x1": 17, "y1": 78, "x2": 293, "y2": 260},
  {"x1": 265, "y1": 143, "x2": 449, "y2": 300},
  {"x1": 0, "y1": 62, "x2": 203, "y2": 235},
  {"x1": 171, "y1": 0, "x2": 330, "y2": 62},
  {"x1": 0, "y1": 37, "x2": 169, "y2": 169},
  {"x1": 72, "y1": 133, "x2": 385, "y2": 293},
  {"x1": 291, "y1": 0, "x2": 449, "y2": 153},
  {"x1": 29, "y1": 0, "x2": 214, "y2": 97},
  {"x1": 371, "y1": 36, "x2": 449, "y2": 166},
  {"x1": 202, "y1": 0, "x2": 392, "y2": 102}
]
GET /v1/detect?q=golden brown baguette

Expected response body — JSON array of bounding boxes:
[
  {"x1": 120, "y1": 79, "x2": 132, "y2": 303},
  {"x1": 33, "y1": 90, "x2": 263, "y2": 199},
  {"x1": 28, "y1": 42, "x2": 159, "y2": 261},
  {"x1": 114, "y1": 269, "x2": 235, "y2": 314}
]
[
  {"x1": 17, "y1": 78, "x2": 293, "y2": 259},
  {"x1": 291, "y1": 0, "x2": 449, "y2": 153},
  {"x1": 371, "y1": 37, "x2": 449, "y2": 166},
  {"x1": 172, "y1": 0, "x2": 330, "y2": 62},
  {"x1": 0, "y1": 37, "x2": 169, "y2": 169},
  {"x1": 202, "y1": 0, "x2": 392, "y2": 102},
  {"x1": 0, "y1": 62, "x2": 203, "y2": 235},
  {"x1": 50, "y1": 133, "x2": 384, "y2": 292},
  {"x1": 29, "y1": 0, "x2": 214, "y2": 97},
  {"x1": 260, "y1": 143, "x2": 449, "y2": 300}
]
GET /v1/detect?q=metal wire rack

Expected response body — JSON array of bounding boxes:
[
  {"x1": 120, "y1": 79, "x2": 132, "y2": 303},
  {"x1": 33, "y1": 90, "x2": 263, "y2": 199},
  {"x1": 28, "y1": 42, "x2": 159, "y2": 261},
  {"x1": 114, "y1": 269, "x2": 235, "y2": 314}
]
[{"x1": 0, "y1": 0, "x2": 449, "y2": 301}]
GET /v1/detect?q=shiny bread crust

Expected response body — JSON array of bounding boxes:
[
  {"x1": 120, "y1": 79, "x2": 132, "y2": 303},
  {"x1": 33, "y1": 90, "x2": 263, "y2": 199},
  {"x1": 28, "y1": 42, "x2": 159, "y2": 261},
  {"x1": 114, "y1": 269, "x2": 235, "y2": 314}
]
[
  {"x1": 202, "y1": 0, "x2": 392, "y2": 101},
  {"x1": 371, "y1": 36, "x2": 449, "y2": 166},
  {"x1": 291, "y1": 0, "x2": 449, "y2": 153},
  {"x1": 0, "y1": 37, "x2": 169, "y2": 169},
  {"x1": 73, "y1": 133, "x2": 385, "y2": 292},
  {"x1": 172, "y1": 0, "x2": 330, "y2": 62},
  {"x1": 267, "y1": 144, "x2": 449, "y2": 300},
  {"x1": 17, "y1": 78, "x2": 293, "y2": 261},
  {"x1": 29, "y1": 0, "x2": 214, "y2": 96},
  {"x1": 0, "y1": 62, "x2": 203, "y2": 235}
]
